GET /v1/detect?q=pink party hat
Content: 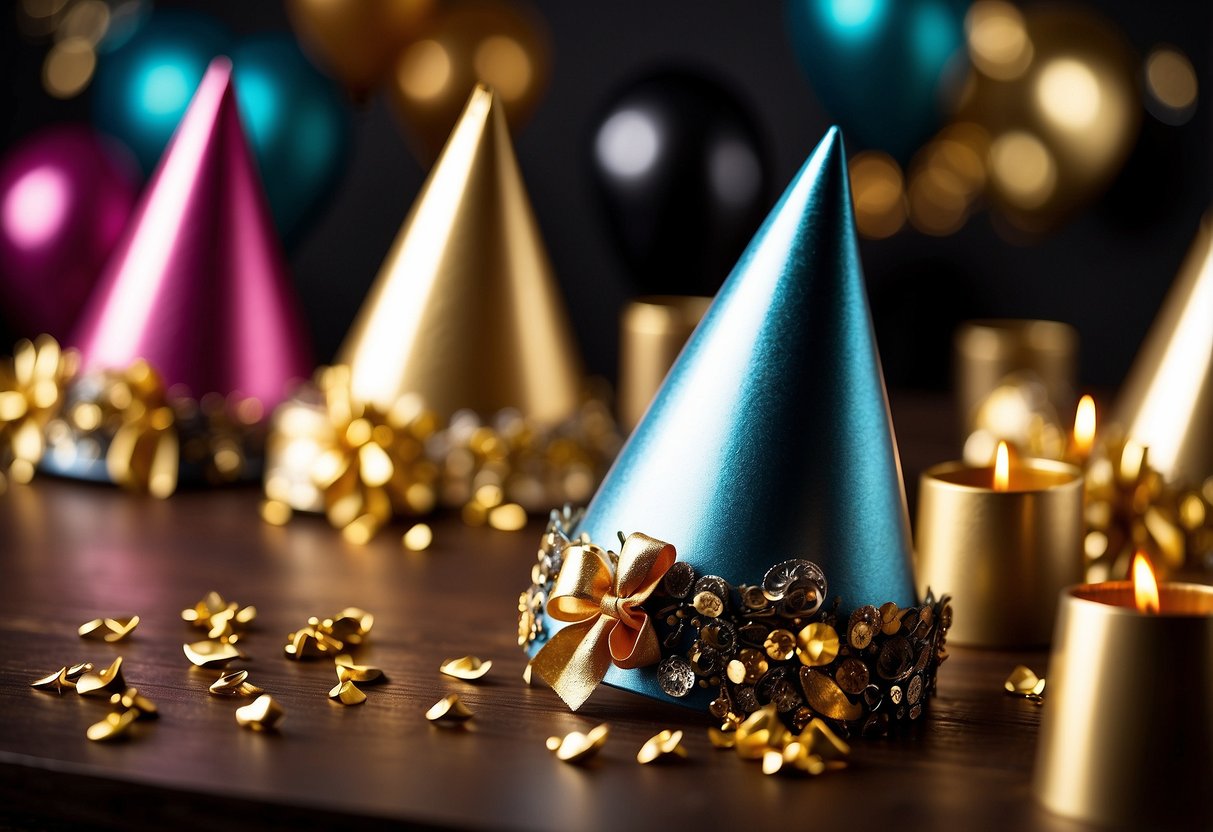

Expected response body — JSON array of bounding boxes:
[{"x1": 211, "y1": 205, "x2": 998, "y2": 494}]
[{"x1": 69, "y1": 58, "x2": 311, "y2": 410}]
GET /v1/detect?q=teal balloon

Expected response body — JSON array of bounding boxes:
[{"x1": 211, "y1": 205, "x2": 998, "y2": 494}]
[
  {"x1": 785, "y1": 0, "x2": 968, "y2": 161},
  {"x1": 231, "y1": 35, "x2": 350, "y2": 243},
  {"x1": 93, "y1": 11, "x2": 229, "y2": 171},
  {"x1": 93, "y1": 15, "x2": 350, "y2": 240}
]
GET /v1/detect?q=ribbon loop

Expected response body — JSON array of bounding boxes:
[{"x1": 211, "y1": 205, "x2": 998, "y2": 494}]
[{"x1": 532, "y1": 531, "x2": 676, "y2": 710}]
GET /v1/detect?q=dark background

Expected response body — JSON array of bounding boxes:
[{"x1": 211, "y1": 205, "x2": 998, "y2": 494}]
[{"x1": 2, "y1": 0, "x2": 1210, "y2": 392}]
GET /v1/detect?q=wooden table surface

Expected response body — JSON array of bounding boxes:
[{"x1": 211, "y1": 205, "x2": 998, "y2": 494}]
[{"x1": 0, "y1": 396, "x2": 1111, "y2": 831}]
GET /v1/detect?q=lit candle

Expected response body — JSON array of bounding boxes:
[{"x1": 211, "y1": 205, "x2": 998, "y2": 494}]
[
  {"x1": 916, "y1": 443, "x2": 1084, "y2": 646},
  {"x1": 1069, "y1": 393, "x2": 1097, "y2": 462},
  {"x1": 1033, "y1": 552, "x2": 1213, "y2": 827}
]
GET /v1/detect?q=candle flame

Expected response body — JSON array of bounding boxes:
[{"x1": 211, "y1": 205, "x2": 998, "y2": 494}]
[
  {"x1": 994, "y1": 441, "x2": 1010, "y2": 492},
  {"x1": 1073, "y1": 394, "x2": 1096, "y2": 455},
  {"x1": 1132, "y1": 551, "x2": 1160, "y2": 614}
]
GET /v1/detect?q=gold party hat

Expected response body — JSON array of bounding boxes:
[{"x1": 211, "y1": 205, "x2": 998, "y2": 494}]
[
  {"x1": 1113, "y1": 213, "x2": 1212, "y2": 484},
  {"x1": 337, "y1": 84, "x2": 582, "y2": 423}
]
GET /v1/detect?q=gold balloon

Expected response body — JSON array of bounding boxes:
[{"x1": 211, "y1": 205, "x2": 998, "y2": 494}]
[
  {"x1": 287, "y1": 0, "x2": 436, "y2": 95},
  {"x1": 338, "y1": 84, "x2": 582, "y2": 423},
  {"x1": 959, "y1": 4, "x2": 1141, "y2": 232},
  {"x1": 389, "y1": 0, "x2": 551, "y2": 161}
]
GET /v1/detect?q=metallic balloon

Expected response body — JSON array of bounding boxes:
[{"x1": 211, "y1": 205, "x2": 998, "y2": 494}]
[
  {"x1": 959, "y1": 3, "x2": 1141, "y2": 233},
  {"x1": 389, "y1": 0, "x2": 551, "y2": 162},
  {"x1": 231, "y1": 35, "x2": 351, "y2": 242},
  {"x1": 785, "y1": 0, "x2": 969, "y2": 161},
  {"x1": 286, "y1": 0, "x2": 436, "y2": 96},
  {"x1": 0, "y1": 126, "x2": 139, "y2": 339},
  {"x1": 588, "y1": 70, "x2": 771, "y2": 296},
  {"x1": 93, "y1": 12, "x2": 351, "y2": 239}
]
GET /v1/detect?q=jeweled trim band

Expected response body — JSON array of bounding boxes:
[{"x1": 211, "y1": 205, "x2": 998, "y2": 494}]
[{"x1": 521, "y1": 507, "x2": 952, "y2": 738}]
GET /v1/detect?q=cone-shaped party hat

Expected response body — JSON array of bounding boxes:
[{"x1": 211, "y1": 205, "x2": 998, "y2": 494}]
[
  {"x1": 336, "y1": 84, "x2": 582, "y2": 422},
  {"x1": 1113, "y1": 213, "x2": 1213, "y2": 484},
  {"x1": 530, "y1": 128, "x2": 920, "y2": 708},
  {"x1": 69, "y1": 58, "x2": 312, "y2": 410}
]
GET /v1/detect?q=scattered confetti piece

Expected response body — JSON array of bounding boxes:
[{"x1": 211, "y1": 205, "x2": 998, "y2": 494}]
[
  {"x1": 546, "y1": 724, "x2": 609, "y2": 764},
  {"x1": 328, "y1": 679, "x2": 367, "y2": 706},
  {"x1": 209, "y1": 670, "x2": 263, "y2": 697},
  {"x1": 439, "y1": 655, "x2": 492, "y2": 681},
  {"x1": 426, "y1": 694, "x2": 473, "y2": 725},
  {"x1": 636, "y1": 730, "x2": 687, "y2": 764},
  {"x1": 76, "y1": 657, "x2": 126, "y2": 698},
  {"x1": 236, "y1": 695, "x2": 284, "y2": 731},
  {"x1": 183, "y1": 639, "x2": 244, "y2": 670}
]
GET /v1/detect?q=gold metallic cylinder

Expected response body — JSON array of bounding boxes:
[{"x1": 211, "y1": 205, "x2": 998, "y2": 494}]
[
  {"x1": 1033, "y1": 581, "x2": 1213, "y2": 827},
  {"x1": 954, "y1": 319, "x2": 1078, "y2": 431},
  {"x1": 915, "y1": 458, "x2": 1084, "y2": 646},
  {"x1": 618, "y1": 296, "x2": 711, "y2": 431}
]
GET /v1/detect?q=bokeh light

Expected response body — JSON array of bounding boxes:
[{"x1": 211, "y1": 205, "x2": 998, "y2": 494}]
[
  {"x1": 595, "y1": 109, "x2": 661, "y2": 180},
  {"x1": 849, "y1": 151, "x2": 906, "y2": 239},
  {"x1": 988, "y1": 131, "x2": 1056, "y2": 210},
  {"x1": 1036, "y1": 58, "x2": 1102, "y2": 132},
  {"x1": 824, "y1": 0, "x2": 888, "y2": 36},
  {"x1": 1145, "y1": 46, "x2": 1198, "y2": 125},
  {"x1": 966, "y1": 1, "x2": 1032, "y2": 80},
  {"x1": 43, "y1": 36, "x2": 96, "y2": 99},
  {"x1": 397, "y1": 40, "x2": 451, "y2": 101},
  {"x1": 473, "y1": 35, "x2": 532, "y2": 102},
  {"x1": 3, "y1": 166, "x2": 70, "y2": 249},
  {"x1": 57, "y1": 0, "x2": 110, "y2": 46}
]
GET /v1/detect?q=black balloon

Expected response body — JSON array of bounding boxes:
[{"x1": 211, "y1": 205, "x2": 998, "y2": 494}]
[{"x1": 588, "y1": 71, "x2": 771, "y2": 296}]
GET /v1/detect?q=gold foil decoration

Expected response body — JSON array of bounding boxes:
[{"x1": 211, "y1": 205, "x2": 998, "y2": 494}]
[
  {"x1": 636, "y1": 729, "x2": 687, "y2": 764},
  {"x1": 1004, "y1": 664, "x2": 1046, "y2": 702},
  {"x1": 734, "y1": 706, "x2": 787, "y2": 761},
  {"x1": 1113, "y1": 213, "x2": 1212, "y2": 485},
  {"x1": 439, "y1": 656, "x2": 492, "y2": 681},
  {"x1": 66, "y1": 662, "x2": 93, "y2": 681},
  {"x1": 799, "y1": 669, "x2": 863, "y2": 721},
  {"x1": 329, "y1": 680, "x2": 367, "y2": 706},
  {"x1": 31, "y1": 667, "x2": 74, "y2": 694},
  {"x1": 110, "y1": 687, "x2": 157, "y2": 719},
  {"x1": 78, "y1": 615, "x2": 139, "y2": 642},
  {"x1": 86, "y1": 708, "x2": 138, "y2": 742},
  {"x1": 236, "y1": 694, "x2": 285, "y2": 732},
  {"x1": 0, "y1": 335, "x2": 76, "y2": 484},
  {"x1": 336, "y1": 85, "x2": 583, "y2": 423},
  {"x1": 707, "y1": 725, "x2": 737, "y2": 749},
  {"x1": 209, "y1": 670, "x2": 263, "y2": 697},
  {"x1": 546, "y1": 723, "x2": 609, "y2": 763},
  {"x1": 184, "y1": 640, "x2": 244, "y2": 670},
  {"x1": 763, "y1": 719, "x2": 850, "y2": 777},
  {"x1": 796, "y1": 623, "x2": 840, "y2": 667},
  {"x1": 324, "y1": 608, "x2": 374, "y2": 645},
  {"x1": 530, "y1": 533, "x2": 676, "y2": 710},
  {"x1": 335, "y1": 656, "x2": 386, "y2": 685},
  {"x1": 76, "y1": 657, "x2": 125, "y2": 698},
  {"x1": 425, "y1": 694, "x2": 473, "y2": 725}
]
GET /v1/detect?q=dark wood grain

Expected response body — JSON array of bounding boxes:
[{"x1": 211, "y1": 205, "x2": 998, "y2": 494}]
[{"x1": 0, "y1": 396, "x2": 1109, "y2": 831}]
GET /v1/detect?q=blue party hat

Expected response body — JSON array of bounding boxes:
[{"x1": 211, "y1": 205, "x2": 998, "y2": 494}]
[{"x1": 527, "y1": 128, "x2": 922, "y2": 710}]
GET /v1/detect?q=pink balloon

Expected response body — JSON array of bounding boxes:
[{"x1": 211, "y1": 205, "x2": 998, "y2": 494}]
[{"x1": 0, "y1": 126, "x2": 140, "y2": 339}]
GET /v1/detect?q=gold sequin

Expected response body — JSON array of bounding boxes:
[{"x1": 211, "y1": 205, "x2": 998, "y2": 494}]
[
  {"x1": 796, "y1": 622, "x2": 840, "y2": 667},
  {"x1": 763, "y1": 629, "x2": 797, "y2": 661},
  {"x1": 800, "y1": 668, "x2": 862, "y2": 721},
  {"x1": 546, "y1": 723, "x2": 609, "y2": 763},
  {"x1": 692, "y1": 591, "x2": 724, "y2": 618},
  {"x1": 726, "y1": 648, "x2": 768, "y2": 685},
  {"x1": 636, "y1": 729, "x2": 687, "y2": 764},
  {"x1": 439, "y1": 655, "x2": 492, "y2": 681}
]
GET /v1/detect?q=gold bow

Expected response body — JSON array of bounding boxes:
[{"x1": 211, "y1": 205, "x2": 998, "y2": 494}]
[
  {"x1": 0, "y1": 336, "x2": 76, "y2": 485},
  {"x1": 531, "y1": 533, "x2": 676, "y2": 710}
]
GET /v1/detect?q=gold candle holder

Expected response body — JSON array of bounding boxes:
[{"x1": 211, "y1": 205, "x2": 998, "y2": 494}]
[
  {"x1": 915, "y1": 456, "x2": 1084, "y2": 646},
  {"x1": 1033, "y1": 580, "x2": 1213, "y2": 827},
  {"x1": 954, "y1": 319, "x2": 1077, "y2": 432},
  {"x1": 618, "y1": 296, "x2": 711, "y2": 431}
]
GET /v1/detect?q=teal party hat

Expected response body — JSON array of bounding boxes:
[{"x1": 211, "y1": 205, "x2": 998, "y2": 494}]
[{"x1": 526, "y1": 128, "x2": 923, "y2": 711}]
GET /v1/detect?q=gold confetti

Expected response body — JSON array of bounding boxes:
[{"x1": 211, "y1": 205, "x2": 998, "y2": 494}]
[
  {"x1": 30, "y1": 667, "x2": 73, "y2": 694},
  {"x1": 78, "y1": 615, "x2": 140, "y2": 643},
  {"x1": 734, "y1": 706, "x2": 786, "y2": 760},
  {"x1": 182, "y1": 592, "x2": 256, "y2": 640},
  {"x1": 76, "y1": 657, "x2": 125, "y2": 698},
  {"x1": 334, "y1": 655, "x2": 386, "y2": 685},
  {"x1": 707, "y1": 725, "x2": 737, "y2": 749},
  {"x1": 488, "y1": 503, "x2": 527, "y2": 531},
  {"x1": 328, "y1": 679, "x2": 367, "y2": 706},
  {"x1": 284, "y1": 627, "x2": 335, "y2": 660},
  {"x1": 796, "y1": 623, "x2": 839, "y2": 666},
  {"x1": 1005, "y1": 664, "x2": 1046, "y2": 701},
  {"x1": 183, "y1": 639, "x2": 244, "y2": 670},
  {"x1": 86, "y1": 709, "x2": 138, "y2": 742},
  {"x1": 402, "y1": 523, "x2": 433, "y2": 551},
  {"x1": 546, "y1": 723, "x2": 609, "y2": 763},
  {"x1": 65, "y1": 662, "x2": 93, "y2": 681},
  {"x1": 439, "y1": 655, "x2": 492, "y2": 681},
  {"x1": 425, "y1": 694, "x2": 473, "y2": 725},
  {"x1": 636, "y1": 729, "x2": 687, "y2": 764},
  {"x1": 521, "y1": 662, "x2": 533, "y2": 685},
  {"x1": 109, "y1": 687, "x2": 157, "y2": 720},
  {"x1": 236, "y1": 695, "x2": 285, "y2": 731},
  {"x1": 321, "y1": 607, "x2": 374, "y2": 645},
  {"x1": 208, "y1": 670, "x2": 263, "y2": 697}
]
